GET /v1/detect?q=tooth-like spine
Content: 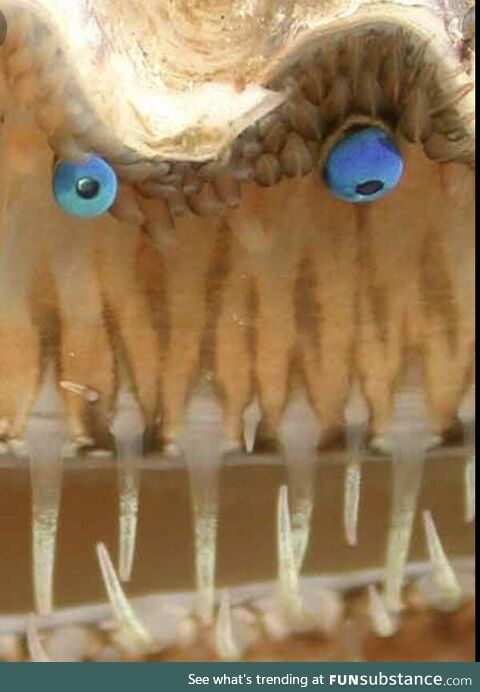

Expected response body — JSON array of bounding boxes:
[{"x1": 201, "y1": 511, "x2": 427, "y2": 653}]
[
  {"x1": 464, "y1": 453, "x2": 475, "y2": 523},
  {"x1": 383, "y1": 439, "x2": 425, "y2": 612},
  {"x1": 96, "y1": 543, "x2": 152, "y2": 652},
  {"x1": 110, "y1": 392, "x2": 145, "y2": 582},
  {"x1": 422, "y1": 510, "x2": 462, "y2": 611},
  {"x1": 23, "y1": 371, "x2": 65, "y2": 616},
  {"x1": 463, "y1": 419, "x2": 475, "y2": 523},
  {"x1": 26, "y1": 615, "x2": 50, "y2": 663},
  {"x1": 190, "y1": 476, "x2": 219, "y2": 625},
  {"x1": 289, "y1": 493, "x2": 314, "y2": 574},
  {"x1": 243, "y1": 402, "x2": 261, "y2": 454},
  {"x1": 368, "y1": 585, "x2": 398, "y2": 638},
  {"x1": 28, "y1": 437, "x2": 63, "y2": 616},
  {"x1": 344, "y1": 423, "x2": 365, "y2": 546},
  {"x1": 214, "y1": 591, "x2": 242, "y2": 661},
  {"x1": 277, "y1": 485, "x2": 303, "y2": 619},
  {"x1": 344, "y1": 458, "x2": 362, "y2": 547},
  {"x1": 184, "y1": 394, "x2": 223, "y2": 625},
  {"x1": 280, "y1": 399, "x2": 319, "y2": 572}
]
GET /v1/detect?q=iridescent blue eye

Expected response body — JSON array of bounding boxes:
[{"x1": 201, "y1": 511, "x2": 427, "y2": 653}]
[
  {"x1": 53, "y1": 155, "x2": 118, "y2": 218},
  {"x1": 323, "y1": 127, "x2": 404, "y2": 203}
]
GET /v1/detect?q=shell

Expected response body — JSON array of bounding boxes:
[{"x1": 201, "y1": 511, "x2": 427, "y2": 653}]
[{"x1": 0, "y1": 0, "x2": 475, "y2": 164}]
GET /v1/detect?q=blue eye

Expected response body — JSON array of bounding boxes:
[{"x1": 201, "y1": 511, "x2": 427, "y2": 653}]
[
  {"x1": 53, "y1": 155, "x2": 118, "y2": 218},
  {"x1": 323, "y1": 127, "x2": 404, "y2": 203}
]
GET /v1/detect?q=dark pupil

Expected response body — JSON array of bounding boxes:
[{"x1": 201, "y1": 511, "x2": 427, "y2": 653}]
[
  {"x1": 356, "y1": 179, "x2": 384, "y2": 196},
  {"x1": 76, "y1": 177, "x2": 100, "y2": 200}
]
